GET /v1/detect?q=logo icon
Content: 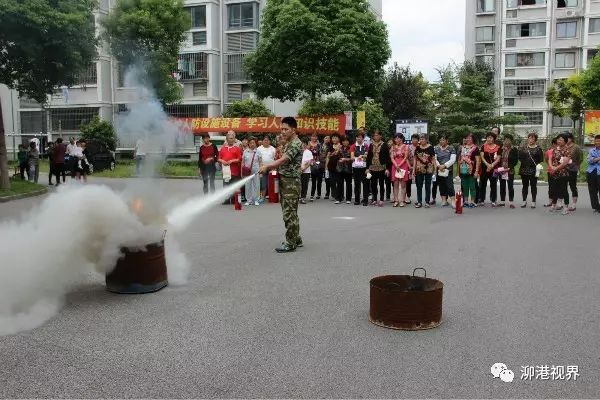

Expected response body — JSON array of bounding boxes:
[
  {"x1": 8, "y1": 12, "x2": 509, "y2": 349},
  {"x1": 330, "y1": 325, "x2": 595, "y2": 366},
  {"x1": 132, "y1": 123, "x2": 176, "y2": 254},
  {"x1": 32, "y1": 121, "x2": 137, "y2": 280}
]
[{"x1": 491, "y1": 363, "x2": 514, "y2": 383}]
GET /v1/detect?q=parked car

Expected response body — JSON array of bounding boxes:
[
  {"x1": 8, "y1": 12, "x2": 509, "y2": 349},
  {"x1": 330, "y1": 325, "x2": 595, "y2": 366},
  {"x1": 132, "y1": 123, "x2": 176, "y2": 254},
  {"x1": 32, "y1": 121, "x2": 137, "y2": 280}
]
[{"x1": 86, "y1": 140, "x2": 116, "y2": 173}]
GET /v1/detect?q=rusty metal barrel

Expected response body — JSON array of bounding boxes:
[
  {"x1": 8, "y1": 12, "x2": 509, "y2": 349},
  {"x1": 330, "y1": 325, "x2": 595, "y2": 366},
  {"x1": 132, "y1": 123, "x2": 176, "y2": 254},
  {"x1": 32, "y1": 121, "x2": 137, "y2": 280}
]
[
  {"x1": 369, "y1": 268, "x2": 443, "y2": 330},
  {"x1": 106, "y1": 240, "x2": 168, "y2": 294}
]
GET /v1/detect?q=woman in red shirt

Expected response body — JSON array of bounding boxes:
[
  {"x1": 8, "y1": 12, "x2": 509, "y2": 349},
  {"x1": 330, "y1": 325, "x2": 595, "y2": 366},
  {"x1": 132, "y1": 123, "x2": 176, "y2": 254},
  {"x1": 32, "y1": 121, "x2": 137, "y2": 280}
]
[
  {"x1": 479, "y1": 132, "x2": 502, "y2": 207},
  {"x1": 198, "y1": 135, "x2": 218, "y2": 194},
  {"x1": 218, "y1": 131, "x2": 242, "y2": 204}
]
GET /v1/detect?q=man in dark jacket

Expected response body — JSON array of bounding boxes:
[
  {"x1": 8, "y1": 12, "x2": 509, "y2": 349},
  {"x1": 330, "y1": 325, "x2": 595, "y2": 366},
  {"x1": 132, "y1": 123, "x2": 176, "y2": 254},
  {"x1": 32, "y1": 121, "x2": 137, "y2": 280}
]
[
  {"x1": 52, "y1": 138, "x2": 67, "y2": 185},
  {"x1": 366, "y1": 129, "x2": 391, "y2": 206}
]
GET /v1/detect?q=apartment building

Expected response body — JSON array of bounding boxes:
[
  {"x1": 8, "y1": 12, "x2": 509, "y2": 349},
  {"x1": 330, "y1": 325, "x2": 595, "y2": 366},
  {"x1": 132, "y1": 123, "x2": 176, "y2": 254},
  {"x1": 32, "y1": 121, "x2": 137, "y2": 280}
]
[
  {"x1": 465, "y1": 0, "x2": 600, "y2": 137},
  {"x1": 0, "y1": 0, "x2": 382, "y2": 155}
]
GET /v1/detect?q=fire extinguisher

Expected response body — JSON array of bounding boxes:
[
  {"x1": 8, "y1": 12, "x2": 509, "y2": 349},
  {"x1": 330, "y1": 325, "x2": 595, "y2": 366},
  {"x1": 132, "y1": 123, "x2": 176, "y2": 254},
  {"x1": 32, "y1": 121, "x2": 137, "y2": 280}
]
[
  {"x1": 268, "y1": 170, "x2": 279, "y2": 203},
  {"x1": 234, "y1": 190, "x2": 242, "y2": 211},
  {"x1": 455, "y1": 191, "x2": 463, "y2": 214}
]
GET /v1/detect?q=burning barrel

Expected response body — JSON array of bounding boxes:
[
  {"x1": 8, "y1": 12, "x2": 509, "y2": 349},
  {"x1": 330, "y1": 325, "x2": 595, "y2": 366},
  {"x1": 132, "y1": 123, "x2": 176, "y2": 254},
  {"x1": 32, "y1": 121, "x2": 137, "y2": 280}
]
[
  {"x1": 106, "y1": 239, "x2": 168, "y2": 294},
  {"x1": 369, "y1": 268, "x2": 443, "y2": 330}
]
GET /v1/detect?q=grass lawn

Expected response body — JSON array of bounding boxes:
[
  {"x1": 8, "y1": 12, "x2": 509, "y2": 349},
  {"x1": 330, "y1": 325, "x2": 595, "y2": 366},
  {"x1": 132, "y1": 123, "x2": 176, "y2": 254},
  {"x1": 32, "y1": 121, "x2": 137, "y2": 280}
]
[{"x1": 0, "y1": 178, "x2": 47, "y2": 199}]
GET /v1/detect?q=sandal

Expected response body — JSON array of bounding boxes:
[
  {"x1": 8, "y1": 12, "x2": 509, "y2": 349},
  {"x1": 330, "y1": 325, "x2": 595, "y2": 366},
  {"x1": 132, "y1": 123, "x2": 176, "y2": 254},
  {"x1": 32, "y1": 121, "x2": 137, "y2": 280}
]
[
  {"x1": 399, "y1": 202, "x2": 405, "y2": 208},
  {"x1": 393, "y1": 201, "x2": 399, "y2": 207}
]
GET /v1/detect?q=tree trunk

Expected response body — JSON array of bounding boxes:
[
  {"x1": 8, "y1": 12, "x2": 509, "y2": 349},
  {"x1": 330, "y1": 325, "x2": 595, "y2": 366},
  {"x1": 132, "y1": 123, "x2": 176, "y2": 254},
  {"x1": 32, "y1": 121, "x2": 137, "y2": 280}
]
[{"x1": 0, "y1": 99, "x2": 10, "y2": 189}]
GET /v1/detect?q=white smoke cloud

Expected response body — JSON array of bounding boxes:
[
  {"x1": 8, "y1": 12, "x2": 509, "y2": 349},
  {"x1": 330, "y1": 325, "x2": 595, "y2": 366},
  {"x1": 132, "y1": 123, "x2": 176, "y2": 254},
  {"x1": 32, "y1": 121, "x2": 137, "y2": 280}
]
[{"x1": 0, "y1": 185, "x2": 164, "y2": 336}]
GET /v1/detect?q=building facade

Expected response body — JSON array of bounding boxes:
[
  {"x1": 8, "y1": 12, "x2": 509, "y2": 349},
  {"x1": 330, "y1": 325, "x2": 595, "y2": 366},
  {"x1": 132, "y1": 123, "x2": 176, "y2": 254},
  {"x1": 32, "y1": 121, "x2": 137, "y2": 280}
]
[
  {"x1": 465, "y1": 0, "x2": 600, "y2": 137},
  {"x1": 0, "y1": 0, "x2": 382, "y2": 156}
]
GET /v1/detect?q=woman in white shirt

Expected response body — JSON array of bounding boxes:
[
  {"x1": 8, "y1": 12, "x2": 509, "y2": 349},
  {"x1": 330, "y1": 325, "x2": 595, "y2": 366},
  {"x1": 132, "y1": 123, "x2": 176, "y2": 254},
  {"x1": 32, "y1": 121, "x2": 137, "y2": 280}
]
[
  {"x1": 300, "y1": 139, "x2": 314, "y2": 204},
  {"x1": 257, "y1": 136, "x2": 276, "y2": 201}
]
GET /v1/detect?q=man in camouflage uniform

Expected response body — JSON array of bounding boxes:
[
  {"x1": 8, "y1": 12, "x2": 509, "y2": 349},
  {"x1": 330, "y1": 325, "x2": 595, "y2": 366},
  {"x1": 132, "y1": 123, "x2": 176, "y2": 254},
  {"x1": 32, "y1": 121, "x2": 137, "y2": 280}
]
[{"x1": 259, "y1": 117, "x2": 303, "y2": 253}]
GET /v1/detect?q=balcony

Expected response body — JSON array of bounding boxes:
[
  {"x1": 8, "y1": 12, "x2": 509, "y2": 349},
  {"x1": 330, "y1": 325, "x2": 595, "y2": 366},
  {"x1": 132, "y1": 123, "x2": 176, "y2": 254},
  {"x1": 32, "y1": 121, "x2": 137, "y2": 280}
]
[{"x1": 176, "y1": 53, "x2": 209, "y2": 81}]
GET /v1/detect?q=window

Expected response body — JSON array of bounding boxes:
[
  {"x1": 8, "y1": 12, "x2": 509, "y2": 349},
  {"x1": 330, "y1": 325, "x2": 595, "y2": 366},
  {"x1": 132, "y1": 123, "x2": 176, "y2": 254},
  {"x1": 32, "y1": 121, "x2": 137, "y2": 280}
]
[
  {"x1": 506, "y1": 52, "x2": 545, "y2": 67},
  {"x1": 227, "y1": 84, "x2": 252, "y2": 102},
  {"x1": 557, "y1": 0, "x2": 578, "y2": 7},
  {"x1": 226, "y1": 54, "x2": 248, "y2": 81},
  {"x1": 505, "y1": 111, "x2": 544, "y2": 125},
  {"x1": 507, "y1": 22, "x2": 546, "y2": 38},
  {"x1": 504, "y1": 98, "x2": 515, "y2": 106},
  {"x1": 504, "y1": 79, "x2": 546, "y2": 96},
  {"x1": 476, "y1": 55, "x2": 495, "y2": 65},
  {"x1": 164, "y1": 104, "x2": 208, "y2": 118},
  {"x1": 192, "y1": 31, "x2": 207, "y2": 46},
  {"x1": 20, "y1": 111, "x2": 43, "y2": 133},
  {"x1": 228, "y1": 3, "x2": 256, "y2": 29},
  {"x1": 476, "y1": 43, "x2": 495, "y2": 54},
  {"x1": 590, "y1": 18, "x2": 600, "y2": 33},
  {"x1": 588, "y1": 49, "x2": 599, "y2": 64},
  {"x1": 556, "y1": 21, "x2": 577, "y2": 38},
  {"x1": 50, "y1": 108, "x2": 99, "y2": 131},
  {"x1": 75, "y1": 64, "x2": 97, "y2": 86},
  {"x1": 555, "y1": 52, "x2": 576, "y2": 68},
  {"x1": 193, "y1": 82, "x2": 208, "y2": 97},
  {"x1": 552, "y1": 115, "x2": 573, "y2": 127},
  {"x1": 227, "y1": 32, "x2": 259, "y2": 52},
  {"x1": 187, "y1": 6, "x2": 206, "y2": 29},
  {"x1": 476, "y1": 26, "x2": 495, "y2": 42},
  {"x1": 506, "y1": 69, "x2": 516, "y2": 76},
  {"x1": 507, "y1": 0, "x2": 546, "y2": 7},
  {"x1": 477, "y1": 0, "x2": 495, "y2": 12},
  {"x1": 177, "y1": 53, "x2": 208, "y2": 80}
]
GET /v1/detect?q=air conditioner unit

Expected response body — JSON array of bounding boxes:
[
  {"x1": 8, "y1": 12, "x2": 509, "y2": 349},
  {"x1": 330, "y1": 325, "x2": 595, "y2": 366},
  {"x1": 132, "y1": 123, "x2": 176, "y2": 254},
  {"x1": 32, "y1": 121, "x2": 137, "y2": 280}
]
[{"x1": 565, "y1": 10, "x2": 582, "y2": 18}]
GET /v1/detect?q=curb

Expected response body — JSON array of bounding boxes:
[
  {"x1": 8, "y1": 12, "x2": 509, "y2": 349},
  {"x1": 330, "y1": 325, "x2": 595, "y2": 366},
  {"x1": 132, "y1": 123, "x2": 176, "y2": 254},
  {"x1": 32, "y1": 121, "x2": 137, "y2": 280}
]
[{"x1": 0, "y1": 187, "x2": 48, "y2": 203}]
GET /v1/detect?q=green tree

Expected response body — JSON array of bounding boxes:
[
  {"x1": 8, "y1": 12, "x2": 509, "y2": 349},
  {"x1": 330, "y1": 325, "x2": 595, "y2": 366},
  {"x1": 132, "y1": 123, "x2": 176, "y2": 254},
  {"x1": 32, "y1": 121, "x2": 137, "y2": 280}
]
[
  {"x1": 580, "y1": 50, "x2": 600, "y2": 110},
  {"x1": 382, "y1": 63, "x2": 432, "y2": 122},
  {"x1": 101, "y1": 0, "x2": 189, "y2": 105},
  {"x1": 222, "y1": 99, "x2": 274, "y2": 118},
  {"x1": 546, "y1": 74, "x2": 585, "y2": 140},
  {"x1": 433, "y1": 61, "x2": 520, "y2": 143},
  {"x1": 357, "y1": 100, "x2": 390, "y2": 138},
  {"x1": 0, "y1": 0, "x2": 97, "y2": 189},
  {"x1": 81, "y1": 117, "x2": 118, "y2": 151},
  {"x1": 244, "y1": 0, "x2": 390, "y2": 104},
  {"x1": 298, "y1": 96, "x2": 351, "y2": 116}
]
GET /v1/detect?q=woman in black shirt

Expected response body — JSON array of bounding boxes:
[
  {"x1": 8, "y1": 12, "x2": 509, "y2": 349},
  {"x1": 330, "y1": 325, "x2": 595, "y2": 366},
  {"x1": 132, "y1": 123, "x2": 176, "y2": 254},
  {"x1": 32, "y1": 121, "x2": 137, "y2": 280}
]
[{"x1": 518, "y1": 133, "x2": 543, "y2": 208}]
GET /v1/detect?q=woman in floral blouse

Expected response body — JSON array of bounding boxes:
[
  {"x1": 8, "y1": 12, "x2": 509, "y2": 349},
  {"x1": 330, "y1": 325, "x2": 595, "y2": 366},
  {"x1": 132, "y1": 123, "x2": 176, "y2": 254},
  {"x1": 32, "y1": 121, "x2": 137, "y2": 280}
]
[
  {"x1": 459, "y1": 133, "x2": 481, "y2": 208},
  {"x1": 548, "y1": 133, "x2": 572, "y2": 215},
  {"x1": 498, "y1": 135, "x2": 519, "y2": 208},
  {"x1": 411, "y1": 134, "x2": 436, "y2": 208}
]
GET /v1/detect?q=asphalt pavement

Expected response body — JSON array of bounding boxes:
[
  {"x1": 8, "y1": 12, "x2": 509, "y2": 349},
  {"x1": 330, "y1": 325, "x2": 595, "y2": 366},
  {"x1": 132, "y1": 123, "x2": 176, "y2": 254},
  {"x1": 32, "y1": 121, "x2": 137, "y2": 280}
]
[{"x1": 0, "y1": 177, "x2": 598, "y2": 398}]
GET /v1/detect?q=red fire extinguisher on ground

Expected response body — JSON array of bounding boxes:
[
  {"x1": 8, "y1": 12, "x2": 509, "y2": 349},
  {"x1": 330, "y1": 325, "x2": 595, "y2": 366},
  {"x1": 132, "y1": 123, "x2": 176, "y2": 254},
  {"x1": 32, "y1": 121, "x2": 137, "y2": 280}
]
[
  {"x1": 268, "y1": 170, "x2": 279, "y2": 203},
  {"x1": 455, "y1": 191, "x2": 463, "y2": 214},
  {"x1": 234, "y1": 190, "x2": 242, "y2": 211}
]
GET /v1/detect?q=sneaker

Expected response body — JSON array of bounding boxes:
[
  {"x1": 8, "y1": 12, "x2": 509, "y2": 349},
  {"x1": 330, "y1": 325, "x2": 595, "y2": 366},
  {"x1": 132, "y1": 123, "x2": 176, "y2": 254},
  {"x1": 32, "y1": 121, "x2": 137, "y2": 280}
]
[
  {"x1": 334, "y1": 201, "x2": 340, "y2": 204},
  {"x1": 244, "y1": 201, "x2": 250, "y2": 206},
  {"x1": 424, "y1": 203, "x2": 430, "y2": 208},
  {"x1": 561, "y1": 208, "x2": 570, "y2": 216},
  {"x1": 254, "y1": 201, "x2": 260, "y2": 206},
  {"x1": 498, "y1": 202, "x2": 505, "y2": 207},
  {"x1": 530, "y1": 202, "x2": 536, "y2": 209},
  {"x1": 310, "y1": 197, "x2": 314, "y2": 202},
  {"x1": 300, "y1": 199, "x2": 306, "y2": 204},
  {"x1": 429, "y1": 200, "x2": 436, "y2": 206},
  {"x1": 415, "y1": 203, "x2": 422, "y2": 208},
  {"x1": 521, "y1": 202, "x2": 527, "y2": 208},
  {"x1": 405, "y1": 199, "x2": 412, "y2": 204},
  {"x1": 346, "y1": 201, "x2": 351, "y2": 204},
  {"x1": 491, "y1": 202, "x2": 497, "y2": 208},
  {"x1": 316, "y1": 196, "x2": 321, "y2": 200},
  {"x1": 275, "y1": 243, "x2": 296, "y2": 253}
]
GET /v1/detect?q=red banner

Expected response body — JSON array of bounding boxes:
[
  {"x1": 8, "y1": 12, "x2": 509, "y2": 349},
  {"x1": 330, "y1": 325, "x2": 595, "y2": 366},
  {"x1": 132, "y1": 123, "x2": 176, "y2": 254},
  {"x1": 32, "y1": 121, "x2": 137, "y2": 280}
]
[{"x1": 180, "y1": 115, "x2": 346, "y2": 135}]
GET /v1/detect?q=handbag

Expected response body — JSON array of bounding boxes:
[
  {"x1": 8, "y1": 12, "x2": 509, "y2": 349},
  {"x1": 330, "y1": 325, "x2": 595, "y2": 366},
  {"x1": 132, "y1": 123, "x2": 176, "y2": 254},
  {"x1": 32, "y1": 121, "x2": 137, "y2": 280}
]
[
  {"x1": 438, "y1": 169, "x2": 449, "y2": 178},
  {"x1": 395, "y1": 169, "x2": 406, "y2": 179},
  {"x1": 242, "y1": 151, "x2": 256, "y2": 177}
]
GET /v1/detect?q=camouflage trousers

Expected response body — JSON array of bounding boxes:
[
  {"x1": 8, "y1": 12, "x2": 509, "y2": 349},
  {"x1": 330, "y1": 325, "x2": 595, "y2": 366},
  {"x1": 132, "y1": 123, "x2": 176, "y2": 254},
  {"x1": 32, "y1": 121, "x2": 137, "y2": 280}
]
[{"x1": 279, "y1": 175, "x2": 302, "y2": 248}]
